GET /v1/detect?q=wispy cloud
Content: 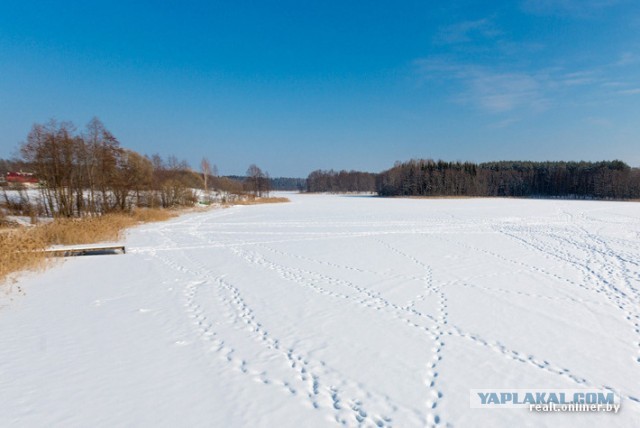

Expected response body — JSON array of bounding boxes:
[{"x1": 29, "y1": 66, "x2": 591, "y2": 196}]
[
  {"x1": 417, "y1": 8, "x2": 639, "y2": 126},
  {"x1": 601, "y1": 81, "x2": 626, "y2": 87},
  {"x1": 521, "y1": 0, "x2": 622, "y2": 17},
  {"x1": 584, "y1": 117, "x2": 613, "y2": 127},
  {"x1": 616, "y1": 52, "x2": 639, "y2": 66},
  {"x1": 434, "y1": 19, "x2": 501, "y2": 44},
  {"x1": 413, "y1": 54, "x2": 636, "y2": 124},
  {"x1": 463, "y1": 71, "x2": 547, "y2": 113},
  {"x1": 617, "y1": 88, "x2": 640, "y2": 95},
  {"x1": 489, "y1": 117, "x2": 523, "y2": 129},
  {"x1": 415, "y1": 58, "x2": 552, "y2": 114},
  {"x1": 559, "y1": 70, "x2": 601, "y2": 86}
]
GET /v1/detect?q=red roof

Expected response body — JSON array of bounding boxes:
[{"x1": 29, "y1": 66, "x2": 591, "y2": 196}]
[{"x1": 6, "y1": 171, "x2": 39, "y2": 184}]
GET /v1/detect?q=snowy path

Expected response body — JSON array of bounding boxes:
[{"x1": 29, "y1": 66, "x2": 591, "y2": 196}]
[{"x1": 1, "y1": 194, "x2": 640, "y2": 427}]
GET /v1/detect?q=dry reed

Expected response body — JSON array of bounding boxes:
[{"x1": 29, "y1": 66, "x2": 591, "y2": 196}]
[
  {"x1": 2, "y1": 199, "x2": 282, "y2": 284},
  {"x1": 226, "y1": 196, "x2": 290, "y2": 206},
  {"x1": 0, "y1": 208, "x2": 177, "y2": 284},
  {"x1": 0, "y1": 227, "x2": 48, "y2": 283}
]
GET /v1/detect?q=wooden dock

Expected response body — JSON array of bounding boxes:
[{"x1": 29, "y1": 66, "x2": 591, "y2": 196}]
[{"x1": 44, "y1": 245, "x2": 126, "y2": 257}]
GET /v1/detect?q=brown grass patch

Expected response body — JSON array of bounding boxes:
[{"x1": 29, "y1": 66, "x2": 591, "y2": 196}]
[
  {"x1": 39, "y1": 208, "x2": 177, "y2": 246},
  {"x1": 37, "y1": 215, "x2": 134, "y2": 246},
  {"x1": 131, "y1": 207, "x2": 178, "y2": 223},
  {"x1": 2, "y1": 199, "x2": 286, "y2": 285},
  {"x1": 1, "y1": 208, "x2": 178, "y2": 284},
  {"x1": 0, "y1": 227, "x2": 48, "y2": 283},
  {"x1": 228, "y1": 196, "x2": 290, "y2": 206}
]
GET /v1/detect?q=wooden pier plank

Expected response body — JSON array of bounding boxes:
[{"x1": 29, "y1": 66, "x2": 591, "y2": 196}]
[{"x1": 44, "y1": 245, "x2": 126, "y2": 257}]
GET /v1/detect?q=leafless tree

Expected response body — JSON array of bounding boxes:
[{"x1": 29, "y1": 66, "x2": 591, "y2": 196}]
[
  {"x1": 246, "y1": 164, "x2": 268, "y2": 197},
  {"x1": 201, "y1": 157, "x2": 211, "y2": 193}
]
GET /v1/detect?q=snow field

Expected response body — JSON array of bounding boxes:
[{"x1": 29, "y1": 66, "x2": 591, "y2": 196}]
[{"x1": 1, "y1": 194, "x2": 639, "y2": 427}]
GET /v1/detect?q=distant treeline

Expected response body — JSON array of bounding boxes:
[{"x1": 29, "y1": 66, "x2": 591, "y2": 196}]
[
  {"x1": 306, "y1": 159, "x2": 640, "y2": 199},
  {"x1": 306, "y1": 170, "x2": 376, "y2": 193},
  {"x1": 226, "y1": 175, "x2": 306, "y2": 191},
  {"x1": 270, "y1": 177, "x2": 306, "y2": 191}
]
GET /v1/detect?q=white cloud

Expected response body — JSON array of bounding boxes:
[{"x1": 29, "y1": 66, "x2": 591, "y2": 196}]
[
  {"x1": 415, "y1": 58, "x2": 551, "y2": 114},
  {"x1": 488, "y1": 117, "x2": 523, "y2": 129},
  {"x1": 585, "y1": 117, "x2": 613, "y2": 127},
  {"x1": 616, "y1": 52, "x2": 638, "y2": 66},
  {"x1": 560, "y1": 70, "x2": 600, "y2": 86},
  {"x1": 434, "y1": 19, "x2": 501, "y2": 44},
  {"x1": 414, "y1": 53, "x2": 637, "y2": 115},
  {"x1": 617, "y1": 88, "x2": 640, "y2": 95},
  {"x1": 416, "y1": 5, "x2": 636, "y2": 120},
  {"x1": 466, "y1": 72, "x2": 547, "y2": 113},
  {"x1": 521, "y1": 0, "x2": 621, "y2": 16},
  {"x1": 601, "y1": 81, "x2": 625, "y2": 87}
]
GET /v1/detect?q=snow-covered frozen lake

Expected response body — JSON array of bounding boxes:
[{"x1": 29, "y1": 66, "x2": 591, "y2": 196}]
[{"x1": 1, "y1": 193, "x2": 640, "y2": 427}]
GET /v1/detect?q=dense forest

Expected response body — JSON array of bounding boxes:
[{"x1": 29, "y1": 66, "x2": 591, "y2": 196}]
[
  {"x1": 307, "y1": 159, "x2": 640, "y2": 199},
  {"x1": 226, "y1": 175, "x2": 306, "y2": 191},
  {"x1": 269, "y1": 177, "x2": 307, "y2": 191},
  {"x1": 306, "y1": 170, "x2": 376, "y2": 193}
]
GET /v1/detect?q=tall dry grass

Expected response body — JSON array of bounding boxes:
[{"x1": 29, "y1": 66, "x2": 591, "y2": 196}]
[
  {"x1": 2, "y1": 199, "x2": 284, "y2": 284},
  {"x1": 226, "y1": 196, "x2": 290, "y2": 206},
  {"x1": 131, "y1": 207, "x2": 177, "y2": 223},
  {"x1": 37, "y1": 209, "x2": 177, "y2": 246},
  {"x1": 0, "y1": 227, "x2": 48, "y2": 282},
  {"x1": 0, "y1": 208, "x2": 177, "y2": 283}
]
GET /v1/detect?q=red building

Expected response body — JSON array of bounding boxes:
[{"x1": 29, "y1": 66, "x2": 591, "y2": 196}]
[{"x1": 6, "y1": 171, "x2": 39, "y2": 186}]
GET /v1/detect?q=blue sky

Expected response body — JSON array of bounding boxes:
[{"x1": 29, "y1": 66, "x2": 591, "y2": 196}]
[{"x1": 1, "y1": 1, "x2": 639, "y2": 176}]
